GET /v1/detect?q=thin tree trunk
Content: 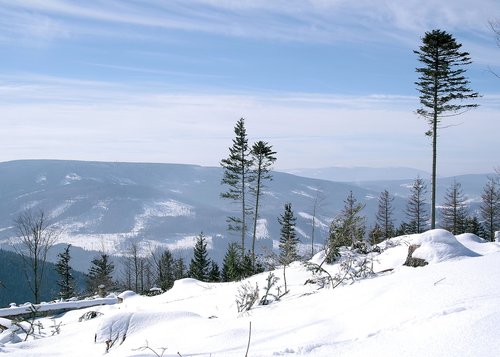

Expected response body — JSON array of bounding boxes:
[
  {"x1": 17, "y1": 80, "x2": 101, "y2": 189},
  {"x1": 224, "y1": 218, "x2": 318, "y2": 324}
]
[{"x1": 251, "y1": 170, "x2": 262, "y2": 270}]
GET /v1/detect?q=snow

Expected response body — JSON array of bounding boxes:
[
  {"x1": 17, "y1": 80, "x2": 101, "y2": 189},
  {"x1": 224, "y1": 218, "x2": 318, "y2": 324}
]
[{"x1": 2, "y1": 229, "x2": 500, "y2": 356}]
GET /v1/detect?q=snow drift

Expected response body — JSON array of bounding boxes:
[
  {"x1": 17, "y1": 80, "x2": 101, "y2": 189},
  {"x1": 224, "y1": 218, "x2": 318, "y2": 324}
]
[{"x1": 2, "y1": 229, "x2": 500, "y2": 357}]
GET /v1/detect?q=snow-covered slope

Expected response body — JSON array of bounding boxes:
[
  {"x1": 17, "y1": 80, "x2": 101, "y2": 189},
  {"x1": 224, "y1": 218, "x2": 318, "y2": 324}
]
[
  {"x1": 2, "y1": 229, "x2": 500, "y2": 356},
  {"x1": 0, "y1": 160, "x2": 410, "y2": 269}
]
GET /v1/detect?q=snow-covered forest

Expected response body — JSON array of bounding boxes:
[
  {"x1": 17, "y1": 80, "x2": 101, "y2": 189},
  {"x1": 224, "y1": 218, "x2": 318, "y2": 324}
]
[{"x1": 1, "y1": 229, "x2": 500, "y2": 356}]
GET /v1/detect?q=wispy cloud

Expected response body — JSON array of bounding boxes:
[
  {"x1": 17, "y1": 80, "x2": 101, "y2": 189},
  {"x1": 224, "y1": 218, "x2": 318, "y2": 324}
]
[
  {"x1": 1, "y1": 0, "x2": 498, "y2": 45},
  {"x1": 0, "y1": 73, "x2": 498, "y2": 174}
]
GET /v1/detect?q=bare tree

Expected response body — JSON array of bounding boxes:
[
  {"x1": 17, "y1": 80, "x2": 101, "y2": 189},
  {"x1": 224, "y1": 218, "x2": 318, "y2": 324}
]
[
  {"x1": 405, "y1": 177, "x2": 429, "y2": 233},
  {"x1": 440, "y1": 180, "x2": 468, "y2": 234},
  {"x1": 480, "y1": 176, "x2": 500, "y2": 241},
  {"x1": 15, "y1": 210, "x2": 59, "y2": 303},
  {"x1": 375, "y1": 190, "x2": 395, "y2": 241}
]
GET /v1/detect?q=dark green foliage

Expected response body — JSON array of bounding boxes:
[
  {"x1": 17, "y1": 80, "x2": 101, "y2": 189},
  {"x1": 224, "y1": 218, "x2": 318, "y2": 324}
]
[
  {"x1": 415, "y1": 29, "x2": 479, "y2": 229},
  {"x1": 55, "y1": 244, "x2": 74, "y2": 300},
  {"x1": 405, "y1": 177, "x2": 429, "y2": 233},
  {"x1": 278, "y1": 203, "x2": 299, "y2": 266},
  {"x1": 208, "y1": 261, "x2": 221, "y2": 282},
  {"x1": 157, "y1": 249, "x2": 175, "y2": 291},
  {"x1": 0, "y1": 249, "x2": 86, "y2": 306},
  {"x1": 480, "y1": 177, "x2": 500, "y2": 241},
  {"x1": 240, "y1": 251, "x2": 255, "y2": 279},
  {"x1": 250, "y1": 140, "x2": 277, "y2": 269},
  {"x1": 173, "y1": 257, "x2": 187, "y2": 281},
  {"x1": 188, "y1": 232, "x2": 211, "y2": 282},
  {"x1": 87, "y1": 254, "x2": 115, "y2": 294},
  {"x1": 396, "y1": 222, "x2": 416, "y2": 236},
  {"x1": 464, "y1": 216, "x2": 487, "y2": 239},
  {"x1": 440, "y1": 181, "x2": 468, "y2": 234},
  {"x1": 220, "y1": 118, "x2": 254, "y2": 255},
  {"x1": 222, "y1": 242, "x2": 242, "y2": 282},
  {"x1": 375, "y1": 190, "x2": 395, "y2": 241}
]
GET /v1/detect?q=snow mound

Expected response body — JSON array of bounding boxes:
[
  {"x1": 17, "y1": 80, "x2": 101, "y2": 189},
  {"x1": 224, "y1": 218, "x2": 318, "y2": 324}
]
[
  {"x1": 456, "y1": 233, "x2": 487, "y2": 244},
  {"x1": 166, "y1": 278, "x2": 213, "y2": 298},
  {"x1": 456, "y1": 233, "x2": 500, "y2": 256},
  {"x1": 117, "y1": 291, "x2": 137, "y2": 300},
  {"x1": 410, "y1": 229, "x2": 479, "y2": 264}
]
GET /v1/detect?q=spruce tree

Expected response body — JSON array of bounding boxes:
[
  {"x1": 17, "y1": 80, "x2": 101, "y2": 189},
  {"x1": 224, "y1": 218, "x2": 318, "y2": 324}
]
[
  {"x1": 278, "y1": 203, "x2": 299, "y2": 293},
  {"x1": 278, "y1": 203, "x2": 299, "y2": 266},
  {"x1": 480, "y1": 177, "x2": 500, "y2": 241},
  {"x1": 249, "y1": 140, "x2": 277, "y2": 269},
  {"x1": 55, "y1": 244, "x2": 74, "y2": 300},
  {"x1": 208, "y1": 261, "x2": 221, "y2": 282},
  {"x1": 326, "y1": 191, "x2": 366, "y2": 261},
  {"x1": 415, "y1": 29, "x2": 479, "y2": 229},
  {"x1": 440, "y1": 180, "x2": 468, "y2": 234},
  {"x1": 375, "y1": 190, "x2": 395, "y2": 241},
  {"x1": 173, "y1": 257, "x2": 187, "y2": 281},
  {"x1": 220, "y1": 118, "x2": 254, "y2": 256},
  {"x1": 464, "y1": 216, "x2": 487, "y2": 239},
  {"x1": 222, "y1": 242, "x2": 242, "y2": 282},
  {"x1": 87, "y1": 254, "x2": 115, "y2": 294},
  {"x1": 405, "y1": 177, "x2": 429, "y2": 233},
  {"x1": 188, "y1": 232, "x2": 210, "y2": 282},
  {"x1": 157, "y1": 249, "x2": 175, "y2": 291}
]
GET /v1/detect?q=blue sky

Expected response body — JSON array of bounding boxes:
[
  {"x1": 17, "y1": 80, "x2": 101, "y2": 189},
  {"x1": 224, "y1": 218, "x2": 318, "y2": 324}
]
[{"x1": 0, "y1": 1, "x2": 499, "y2": 176}]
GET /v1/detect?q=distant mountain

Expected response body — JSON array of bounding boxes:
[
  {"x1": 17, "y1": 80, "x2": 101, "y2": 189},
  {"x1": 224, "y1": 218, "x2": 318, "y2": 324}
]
[
  {"x1": 0, "y1": 160, "x2": 491, "y2": 272},
  {"x1": 284, "y1": 166, "x2": 430, "y2": 182}
]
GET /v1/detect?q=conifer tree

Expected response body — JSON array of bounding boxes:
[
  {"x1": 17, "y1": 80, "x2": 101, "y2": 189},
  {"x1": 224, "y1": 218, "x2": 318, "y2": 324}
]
[
  {"x1": 249, "y1": 140, "x2": 277, "y2": 269},
  {"x1": 278, "y1": 203, "x2": 299, "y2": 265},
  {"x1": 221, "y1": 118, "x2": 254, "y2": 256},
  {"x1": 222, "y1": 242, "x2": 242, "y2": 282},
  {"x1": 415, "y1": 29, "x2": 479, "y2": 229},
  {"x1": 188, "y1": 232, "x2": 210, "y2": 282},
  {"x1": 405, "y1": 177, "x2": 429, "y2": 233},
  {"x1": 440, "y1": 181, "x2": 468, "y2": 234},
  {"x1": 375, "y1": 190, "x2": 395, "y2": 241},
  {"x1": 173, "y1": 257, "x2": 187, "y2": 281},
  {"x1": 55, "y1": 244, "x2": 74, "y2": 300},
  {"x1": 208, "y1": 261, "x2": 221, "y2": 282},
  {"x1": 368, "y1": 223, "x2": 383, "y2": 246},
  {"x1": 480, "y1": 177, "x2": 500, "y2": 241},
  {"x1": 157, "y1": 249, "x2": 175, "y2": 291},
  {"x1": 87, "y1": 253, "x2": 115, "y2": 294},
  {"x1": 278, "y1": 203, "x2": 299, "y2": 293},
  {"x1": 326, "y1": 191, "x2": 366, "y2": 261},
  {"x1": 464, "y1": 216, "x2": 487, "y2": 239}
]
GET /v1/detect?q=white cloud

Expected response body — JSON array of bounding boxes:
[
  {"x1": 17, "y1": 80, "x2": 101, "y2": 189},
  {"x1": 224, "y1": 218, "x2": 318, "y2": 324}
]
[
  {"x1": 0, "y1": 74, "x2": 498, "y2": 175},
  {"x1": 0, "y1": 0, "x2": 498, "y2": 45}
]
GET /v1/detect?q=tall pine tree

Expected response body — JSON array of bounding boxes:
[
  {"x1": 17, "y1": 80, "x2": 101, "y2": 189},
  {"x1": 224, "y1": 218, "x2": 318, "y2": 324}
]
[
  {"x1": 415, "y1": 29, "x2": 479, "y2": 229},
  {"x1": 220, "y1": 118, "x2": 254, "y2": 256},
  {"x1": 250, "y1": 140, "x2": 277, "y2": 269}
]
